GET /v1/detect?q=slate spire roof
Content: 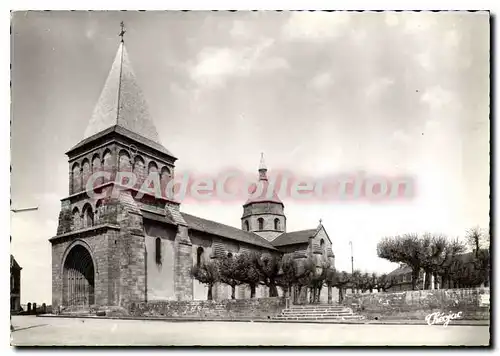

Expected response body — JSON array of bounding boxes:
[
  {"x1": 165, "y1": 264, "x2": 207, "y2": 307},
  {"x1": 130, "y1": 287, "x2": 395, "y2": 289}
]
[{"x1": 83, "y1": 41, "x2": 161, "y2": 145}]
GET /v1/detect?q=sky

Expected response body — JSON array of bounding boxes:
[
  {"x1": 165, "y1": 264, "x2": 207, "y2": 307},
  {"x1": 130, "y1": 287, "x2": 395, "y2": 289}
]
[{"x1": 10, "y1": 11, "x2": 490, "y2": 304}]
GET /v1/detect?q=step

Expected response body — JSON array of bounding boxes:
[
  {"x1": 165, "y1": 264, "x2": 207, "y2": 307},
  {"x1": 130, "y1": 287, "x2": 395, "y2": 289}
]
[
  {"x1": 284, "y1": 308, "x2": 351, "y2": 313},
  {"x1": 272, "y1": 315, "x2": 365, "y2": 321},
  {"x1": 280, "y1": 313, "x2": 356, "y2": 317}
]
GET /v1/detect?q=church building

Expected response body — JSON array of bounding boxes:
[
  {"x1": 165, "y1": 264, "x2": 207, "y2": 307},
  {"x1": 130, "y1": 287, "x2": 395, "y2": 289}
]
[{"x1": 50, "y1": 35, "x2": 335, "y2": 310}]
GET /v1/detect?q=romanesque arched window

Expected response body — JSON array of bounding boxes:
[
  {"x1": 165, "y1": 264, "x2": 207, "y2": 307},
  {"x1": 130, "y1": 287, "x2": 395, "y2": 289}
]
[
  {"x1": 160, "y1": 166, "x2": 171, "y2": 189},
  {"x1": 133, "y1": 156, "x2": 145, "y2": 184},
  {"x1": 258, "y1": 218, "x2": 264, "y2": 231},
  {"x1": 320, "y1": 239, "x2": 325, "y2": 255},
  {"x1": 91, "y1": 154, "x2": 102, "y2": 187},
  {"x1": 118, "y1": 150, "x2": 131, "y2": 174},
  {"x1": 148, "y1": 161, "x2": 158, "y2": 175},
  {"x1": 244, "y1": 220, "x2": 249, "y2": 231},
  {"x1": 95, "y1": 200, "x2": 103, "y2": 224},
  {"x1": 82, "y1": 204, "x2": 94, "y2": 228},
  {"x1": 102, "y1": 149, "x2": 113, "y2": 183},
  {"x1": 72, "y1": 163, "x2": 81, "y2": 193},
  {"x1": 155, "y1": 238, "x2": 162, "y2": 264},
  {"x1": 274, "y1": 218, "x2": 280, "y2": 231},
  {"x1": 82, "y1": 159, "x2": 91, "y2": 191},
  {"x1": 72, "y1": 207, "x2": 80, "y2": 230},
  {"x1": 197, "y1": 247, "x2": 204, "y2": 266}
]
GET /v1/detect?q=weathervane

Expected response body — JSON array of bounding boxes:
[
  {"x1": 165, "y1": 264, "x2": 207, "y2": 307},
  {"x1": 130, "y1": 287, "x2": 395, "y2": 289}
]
[{"x1": 119, "y1": 21, "x2": 126, "y2": 42}]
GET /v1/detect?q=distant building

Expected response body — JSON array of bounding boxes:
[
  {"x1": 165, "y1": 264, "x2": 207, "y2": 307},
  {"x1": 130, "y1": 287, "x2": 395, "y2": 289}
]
[
  {"x1": 386, "y1": 250, "x2": 489, "y2": 292},
  {"x1": 10, "y1": 255, "x2": 22, "y2": 313}
]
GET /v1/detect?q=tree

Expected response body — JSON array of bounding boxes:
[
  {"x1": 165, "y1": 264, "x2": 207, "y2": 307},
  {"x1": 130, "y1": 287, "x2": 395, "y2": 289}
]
[
  {"x1": 377, "y1": 234, "x2": 426, "y2": 290},
  {"x1": 254, "y1": 253, "x2": 281, "y2": 297},
  {"x1": 326, "y1": 270, "x2": 351, "y2": 303},
  {"x1": 234, "y1": 252, "x2": 261, "y2": 298},
  {"x1": 218, "y1": 254, "x2": 242, "y2": 299},
  {"x1": 309, "y1": 261, "x2": 330, "y2": 303},
  {"x1": 419, "y1": 233, "x2": 448, "y2": 289},
  {"x1": 434, "y1": 238, "x2": 466, "y2": 288},
  {"x1": 276, "y1": 254, "x2": 298, "y2": 299},
  {"x1": 376, "y1": 273, "x2": 395, "y2": 292},
  {"x1": 466, "y1": 227, "x2": 490, "y2": 287},
  {"x1": 191, "y1": 261, "x2": 220, "y2": 300},
  {"x1": 324, "y1": 268, "x2": 337, "y2": 303}
]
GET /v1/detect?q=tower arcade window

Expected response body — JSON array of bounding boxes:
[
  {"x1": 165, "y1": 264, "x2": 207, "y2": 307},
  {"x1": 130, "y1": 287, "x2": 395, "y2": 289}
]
[
  {"x1": 274, "y1": 218, "x2": 280, "y2": 231},
  {"x1": 82, "y1": 204, "x2": 94, "y2": 228},
  {"x1": 244, "y1": 220, "x2": 249, "y2": 231},
  {"x1": 155, "y1": 238, "x2": 162, "y2": 264},
  {"x1": 258, "y1": 218, "x2": 264, "y2": 231}
]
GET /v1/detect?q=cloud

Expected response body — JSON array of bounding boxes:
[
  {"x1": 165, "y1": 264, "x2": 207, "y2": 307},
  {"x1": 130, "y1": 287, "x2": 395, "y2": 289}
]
[
  {"x1": 402, "y1": 12, "x2": 437, "y2": 34},
  {"x1": 365, "y1": 77, "x2": 395, "y2": 98},
  {"x1": 309, "y1": 72, "x2": 334, "y2": 90},
  {"x1": 421, "y1": 85, "x2": 456, "y2": 111},
  {"x1": 189, "y1": 38, "x2": 288, "y2": 88},
  {"x1": 282, "y1": 11, "x2": 351, "y2": 40}
]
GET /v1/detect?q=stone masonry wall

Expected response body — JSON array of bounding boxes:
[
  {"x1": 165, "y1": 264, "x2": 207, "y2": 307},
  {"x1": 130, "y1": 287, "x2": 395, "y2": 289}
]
[
  {"x1": 128, "y1": 297, "x2": 286, "y2": 319},
  {"x1": 342, "y1": 288, "x2": 490, "y2": 320}
]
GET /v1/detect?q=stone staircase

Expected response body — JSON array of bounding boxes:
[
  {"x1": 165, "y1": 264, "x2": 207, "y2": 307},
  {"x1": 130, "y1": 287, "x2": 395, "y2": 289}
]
[{"x1": 272, "y1": 304, "x2": 365, "y2": 321}]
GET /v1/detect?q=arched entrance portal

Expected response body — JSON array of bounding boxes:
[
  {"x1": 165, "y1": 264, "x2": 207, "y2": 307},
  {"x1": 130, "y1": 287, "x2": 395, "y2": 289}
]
[{"x1": 63, "y1": 245, "x2": 95, "y2": 307}]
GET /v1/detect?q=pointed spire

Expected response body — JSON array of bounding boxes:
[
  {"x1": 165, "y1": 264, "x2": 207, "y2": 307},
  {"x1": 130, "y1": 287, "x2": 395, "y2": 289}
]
[
  {"x1": 83, "y1": 29, "x2": 161, "y2": 144},
  {"x1": 258, "y1": 152, "x2": 267, "y2": 181}
]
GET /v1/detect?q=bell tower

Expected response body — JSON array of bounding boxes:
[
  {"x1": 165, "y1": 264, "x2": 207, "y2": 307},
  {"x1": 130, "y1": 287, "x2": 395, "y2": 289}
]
[
  {"x1": 241, "y1": 154, "x2": 286, "y2": 241},
  {"x1": 50, "y1": 24, "x2": 188, "y2": 311}
]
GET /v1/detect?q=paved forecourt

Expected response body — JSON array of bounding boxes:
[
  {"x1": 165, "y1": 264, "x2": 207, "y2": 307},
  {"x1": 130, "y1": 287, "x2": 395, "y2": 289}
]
[{"x1": 11, "y1": 316, "x2": 490, "y2": 346}]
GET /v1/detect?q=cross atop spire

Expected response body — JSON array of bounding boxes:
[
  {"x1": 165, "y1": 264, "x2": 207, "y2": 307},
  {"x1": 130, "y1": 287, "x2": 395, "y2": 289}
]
[
  {"x1": 258, "y1": 152, "x2": 268, "y2": 181},
  {"x1": 119, "y1": 21, "x2": 126, "y2": 43}
]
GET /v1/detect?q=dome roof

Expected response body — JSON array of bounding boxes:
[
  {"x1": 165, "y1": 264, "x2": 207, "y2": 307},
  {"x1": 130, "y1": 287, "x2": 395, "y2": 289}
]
[{"x1": 244, "y1": 153, "x2": 283, "y2": 206}]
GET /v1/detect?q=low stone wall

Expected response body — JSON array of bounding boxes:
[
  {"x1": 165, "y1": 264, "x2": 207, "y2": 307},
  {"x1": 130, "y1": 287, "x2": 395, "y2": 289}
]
[
  {"x1": 128, "y1": 297, "x2": 286, "y2": 319},
  {"x1": 342, "y1": 288, "x2": 490, "y2": 321}
]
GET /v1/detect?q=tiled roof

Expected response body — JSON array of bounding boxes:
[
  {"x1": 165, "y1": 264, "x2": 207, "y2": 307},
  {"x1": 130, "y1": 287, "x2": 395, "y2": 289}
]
[
  {"x1": 244, "y1": 155, "x2": 283, "y2": 206},
  {"x1": 181, "y1": 213, "x2": 276, "y2": 250},
  {"x1": 141, "y1": 210, "x2": 276, "y2": 250},
  {"x1": 387, "y1": 265, "x2": 412, "y2": 277},
  {"x1": 271, "y1": 229, "x2": 317, "y2": 247},
  {"x1": 244, "y1": 179, "x2": 283, "y2": 206}
]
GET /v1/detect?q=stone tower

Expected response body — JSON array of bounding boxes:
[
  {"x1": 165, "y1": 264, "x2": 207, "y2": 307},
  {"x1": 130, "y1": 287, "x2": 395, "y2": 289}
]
[
  {"x1": 50, "y1": 36, "x2": 191, "y2": 311},
  {"x1": 241, "y1": 154, "x2": 286, "y2": 241}
]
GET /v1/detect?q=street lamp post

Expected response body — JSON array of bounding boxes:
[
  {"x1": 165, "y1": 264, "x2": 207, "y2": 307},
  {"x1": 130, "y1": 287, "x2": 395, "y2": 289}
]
[{"x1": 11, "y1": 207, "x2": 38, "y2": 213}]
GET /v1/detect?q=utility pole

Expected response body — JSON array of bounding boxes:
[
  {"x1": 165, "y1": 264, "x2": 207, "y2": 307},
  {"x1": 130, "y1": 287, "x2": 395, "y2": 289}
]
[
  {"x1": 349, "y1": 241, "x2": 354, "y2": 294},
  {"x1": 349, "y1": 241, "x2": 354, "y2": 274}
]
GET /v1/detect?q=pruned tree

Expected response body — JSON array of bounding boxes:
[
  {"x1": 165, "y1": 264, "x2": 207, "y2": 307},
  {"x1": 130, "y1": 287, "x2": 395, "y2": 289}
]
[
  {"x1": 191, "y1": 261, "x2": 220, "y2": 300},
  {"x1": 276, "y1": 254, "x2": 304, "y2": 299},
  {"x1": 309, "y1": 261, "x2": 330, "y2": 303},
  {"x1": 324, "y1": 268, "x2": 337, "y2": 303},
  {"x1": 377, "y1": 234, "x2": 426, "y2": 290},
  {"x1": 234, "y1": 252, "x2": 261, "y2": 298},
  {"x1": 376, "y1": 273, "x2": 395, "y2": 292},
  {"x1": 326, "y1": 270, "x2": 351, "y2": 303},
  {"x1": 435, "y1": 238, "x2": 466, "y2": 288},
  {"x1": 218, "y1": 254, "x2": 242, "y2": 299},
  {"x1": 254, "y1": 253, "x2": 281, "y2": 297}
]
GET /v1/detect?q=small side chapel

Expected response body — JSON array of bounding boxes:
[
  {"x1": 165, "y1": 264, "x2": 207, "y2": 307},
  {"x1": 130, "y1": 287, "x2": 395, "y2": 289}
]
[{"x1": 50, "y1": 32, "x2": 336, "y2": 310}]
